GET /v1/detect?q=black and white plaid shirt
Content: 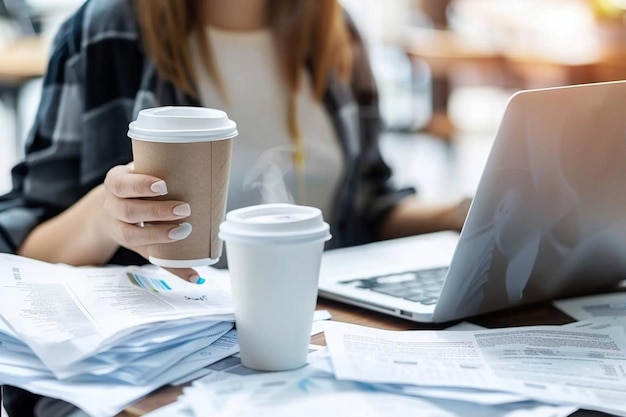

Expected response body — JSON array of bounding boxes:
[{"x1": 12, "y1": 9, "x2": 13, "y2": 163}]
[{"x1": 0, "y1": 0, "x2": 413, "y2": 265}]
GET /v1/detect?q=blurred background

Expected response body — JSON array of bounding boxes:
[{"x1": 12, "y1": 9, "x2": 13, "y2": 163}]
[
  {"x1": 1, "y1": 0, "x2": 626, "y2": 203},
  {"x1": 2, "y1": 2, "x2": 625, "y2": 415}
]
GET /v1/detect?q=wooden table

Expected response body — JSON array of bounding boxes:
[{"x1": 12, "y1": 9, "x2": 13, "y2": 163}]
[
  {"x1": 121, "y1": 292, "x2": 623, "y2": 417},
  {"x1": 400, "y1": 18, "x2": 626, "y2": 139}
]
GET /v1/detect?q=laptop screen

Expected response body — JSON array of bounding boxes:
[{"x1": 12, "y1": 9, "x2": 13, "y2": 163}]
[{"x1": 435, "y1": 80, "x2": 626, "y2": 322}]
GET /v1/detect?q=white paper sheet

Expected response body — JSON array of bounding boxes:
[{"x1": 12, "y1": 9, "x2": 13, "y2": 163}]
[
  {"x1": 0, "y1": 254, "x2": 234, "y2": 374},
  {"x1": 0, "y1": 254, "x2": 240, "y2": 417},
  {"x1": 308, "y1": 352, "x2": 530, "y2": 406},
  {"x1": 564, "y1": 317, "x2": 626, "y2": 333},
  {"x1": 554, "y1": 293, "x2": 626, "y2": 320},
  {"x1": 172, "y1": 353, "x2": 576, "y2": 417},
  {"x1": 0, "y1": 329, "x2": 239, "y2": 417},
  {"x1": 324, "y1": 321, "x2": 626, "y2": 416}
]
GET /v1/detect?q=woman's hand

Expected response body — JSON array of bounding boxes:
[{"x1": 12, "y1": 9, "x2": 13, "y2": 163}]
[
  {"x1": 19, "y1": 163, "x2": 201, "y2": 283},
  {"x1": 101, "y1": 163, "x2": 201, "y2": 283},
  {"x1": 378, "y1": 196, "x2": 473, "y2": 240}
]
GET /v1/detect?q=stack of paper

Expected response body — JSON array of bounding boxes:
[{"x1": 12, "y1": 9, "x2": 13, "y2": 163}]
[
  {"x1": 323, "y1": 319, "x2": 626, "y2": 416},
  {"x1": 0, "y1": 254, "x2": 238, "y2": 417},
  {"x1": 143, "y1": 348, "x2": 578, "y2": 417},
  {"x1": 149, "y1": 313, "x2": 626, "y2": 417}
]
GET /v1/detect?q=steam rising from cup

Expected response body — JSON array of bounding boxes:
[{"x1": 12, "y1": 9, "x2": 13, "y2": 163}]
[{"x1": 243, "y1": 145, "x2": 298, "y2": 205}]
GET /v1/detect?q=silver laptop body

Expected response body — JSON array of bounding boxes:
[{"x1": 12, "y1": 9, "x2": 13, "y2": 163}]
[{"x1": 318, "y1": 80, "x2": 626, "y2": 323}]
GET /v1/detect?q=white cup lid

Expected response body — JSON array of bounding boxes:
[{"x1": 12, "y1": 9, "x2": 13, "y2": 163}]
[
  {"x1": 128, "y1": 106, "x2": 238, "y2": 143},
  {"x1": 219, "y1": 204, "x2": 331, "y2": 245}
]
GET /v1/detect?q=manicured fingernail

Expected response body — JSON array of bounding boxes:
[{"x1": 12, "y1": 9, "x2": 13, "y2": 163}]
[
  {"x1": 168, "y1": 223, "x2": 192, "y2": 240},
  {"x1": 189, "y1": 275, "x2": 205, "y2": 285},
  {"x1": 173, "y1": 203, "x2": 191, "y2": 216},
  {"x1": 150, "y1": 180, "x2": 168, "y2": 195}
]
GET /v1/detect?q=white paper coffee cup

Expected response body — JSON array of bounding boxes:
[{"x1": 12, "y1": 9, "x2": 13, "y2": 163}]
[
  {"x1": 128, "y1": 106, "x2": 237, "y2": 268},
  {"x1": 219, "y1": 204, "x2": 331, "y2": 371}
]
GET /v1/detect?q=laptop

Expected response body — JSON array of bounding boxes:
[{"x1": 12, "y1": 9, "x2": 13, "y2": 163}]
[{"x1": 318, "y1": 80, "x2": 626, "y2": 323}]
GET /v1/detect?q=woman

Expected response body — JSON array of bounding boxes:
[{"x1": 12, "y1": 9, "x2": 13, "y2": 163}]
[
  {"x1": 0, "y1": 0, "x2": 468, "y2": 286},
  {"x1": 2, "y1": 1, "x2": 469, "y2": 415}
]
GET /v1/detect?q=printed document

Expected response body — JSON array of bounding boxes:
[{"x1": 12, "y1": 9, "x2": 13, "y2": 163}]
[
  {"x1": 144, "y1": 350, "x2": 577, "y2": 417},
  {"x1": 324, "y1": 321, "x2": 626, "y2": 416},
  {"x1": 0, "y1": 253, "x2": 240, "y2": 417},
  {"x1": 0, "y1": 328, "x2": 239, "y2": 417},
  {"x1": 554, "y1": 293, "x2": 626, "y2": 320},
  {"x1": 0, "y1": 254, "x2": 234, "y2": 374}
]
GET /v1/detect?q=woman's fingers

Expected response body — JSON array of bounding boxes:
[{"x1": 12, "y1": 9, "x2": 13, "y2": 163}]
[
  {"x1": 105, "y1": 198, "x2": 191, "y2": 224},
  {"x1": 113, "y1": 221, "x2": 193, "y2": 248},
  {"x1": 162, "y1": 267, "x2": 204, "y2": 284},
  {"x1": 103, "y1": 163, "x2": 191, "y2": 224},
  {"x1": 102, "y1": 164, "x2": 204, "y2": 285},
  {"x1": 105, "y1": 164, "x2": 168, "y2": 198}
]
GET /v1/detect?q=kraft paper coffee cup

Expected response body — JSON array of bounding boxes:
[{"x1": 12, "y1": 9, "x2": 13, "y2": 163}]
[
  {"x1": 219, "y1": 204, "x2": 331, "y2": 371},
  {"x1": 128, "y1": 106, "x2": 237, "y2": 268}
]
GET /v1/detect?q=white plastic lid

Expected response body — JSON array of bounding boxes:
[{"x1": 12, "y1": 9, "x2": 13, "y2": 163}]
[
  {"x1": 128, "y1": 106, "x2": 238, "y2": 143},
  {"x1": 219, "y1": 204, "x2": 331, "y2": 245}
]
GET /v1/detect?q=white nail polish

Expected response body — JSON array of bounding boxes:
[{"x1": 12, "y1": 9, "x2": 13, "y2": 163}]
[
  {"x1": 173, "y1": 203, "x2": 191, "y2": 216},
  {"x1": 168, "y1": 223, "x2": 192, "y2": 240},
  {"x1": 150, "y1": 180, "x2": 168, "y2": 195}
]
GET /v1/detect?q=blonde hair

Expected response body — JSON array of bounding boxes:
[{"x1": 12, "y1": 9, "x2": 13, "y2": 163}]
[{"x1": 134, "y1": 0, "x2": 353, "y2": 140}]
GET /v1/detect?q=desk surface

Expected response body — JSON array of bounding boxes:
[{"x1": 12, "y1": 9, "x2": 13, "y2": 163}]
[
  {"x1": 121, "y1": 293, "x2": 623, "y2": 417},
  {"x1": 404, "y1": 26, "x2": 626, "y2": 83}
]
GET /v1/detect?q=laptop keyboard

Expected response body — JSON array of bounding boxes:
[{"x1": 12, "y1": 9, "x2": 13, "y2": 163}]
[{"x1": 339, "y1": 267, "x2": 449, "y2": 305}]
